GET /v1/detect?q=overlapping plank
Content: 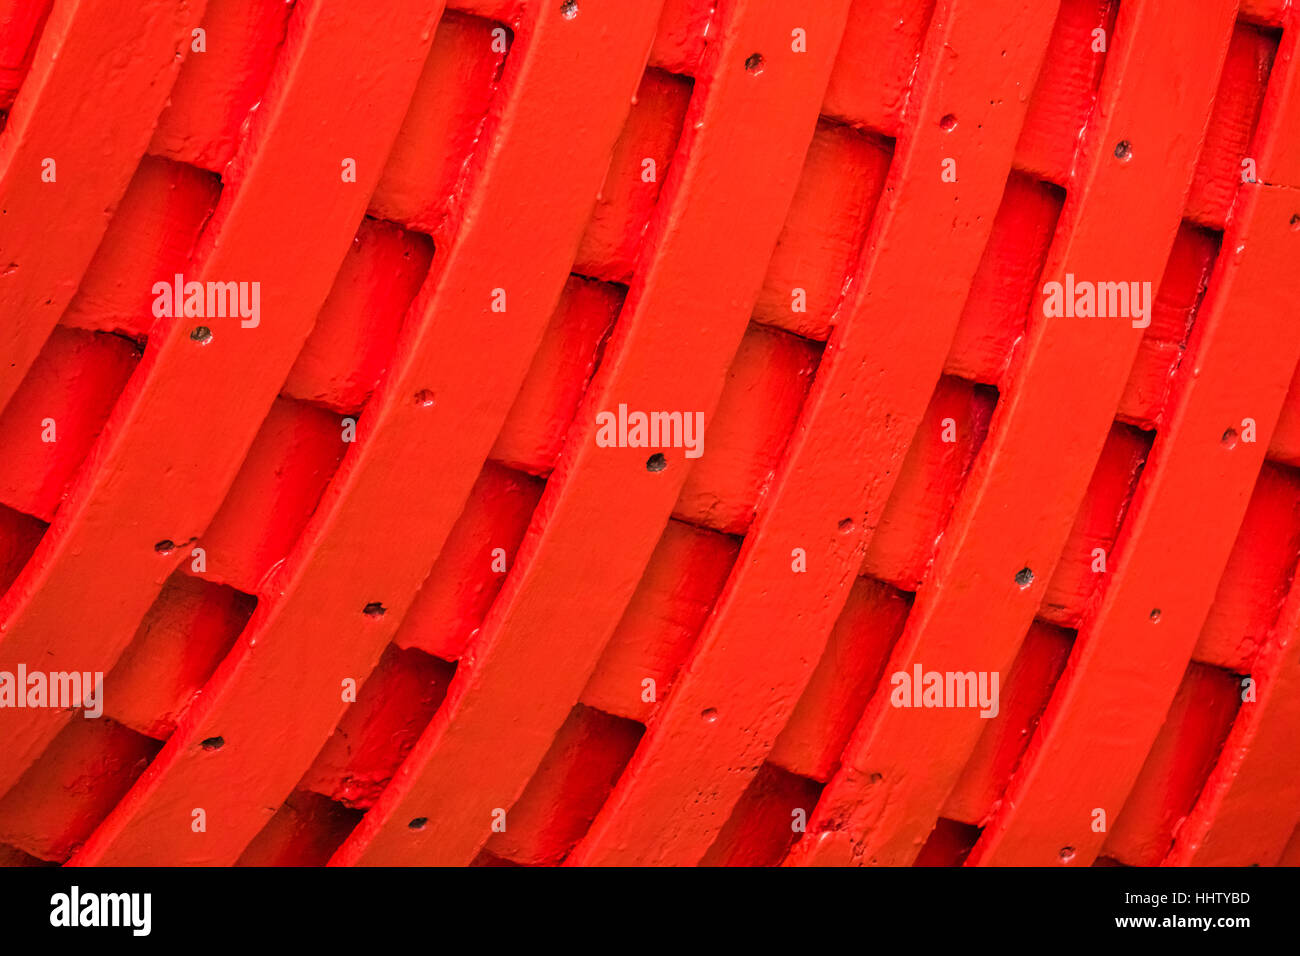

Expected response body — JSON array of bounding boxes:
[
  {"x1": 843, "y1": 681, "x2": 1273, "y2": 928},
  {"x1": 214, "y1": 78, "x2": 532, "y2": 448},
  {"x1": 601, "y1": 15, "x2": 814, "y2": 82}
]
[
  {"x1": 331, "y1": 0, "x2": 853, "y2": 867},
  {"x1": 788, "y1": 0, "x2": 1239, "y2": 866},
  {"x1": 72, "y1": 0, "x2": 662, "y2": 865},
  {"x1": 0, "y1": 0, "x2": 442, "y2": 797},
  {"x1": 971, "y1": 17, "x2": 1300, "y2": 866},
  {"x1": 1165, "y1": 568, "x2": 1300, "y2": 865},
  {"x1": 0, "y1": 0, "x2": 203, "y2": 415},
  {"x1": 569, "y1": 0, "x2": 1061, "y2": 867},
  {"x1": 972, "y1": 189, "x2": 1300, "y2": 866}
]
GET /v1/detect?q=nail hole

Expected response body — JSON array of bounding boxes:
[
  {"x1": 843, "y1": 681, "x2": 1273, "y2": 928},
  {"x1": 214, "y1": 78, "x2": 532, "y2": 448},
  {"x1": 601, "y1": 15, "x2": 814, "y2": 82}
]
[
  {"x1": 838, "y1": 517, "x2": 854, "y2": 533},
  {"x1": 408, "y1": 817, "x2": 428, "y2": 830},
  {"x1": 201, "y1": 736, "x2": 224, "y2": 751},
  {"x1": 1222, "y1": 427, "x2": 1239, "y2": 448},
  {"x1": 1014, "y1": 567, "x2": 1034, "y2": 588},
  {"x1": 190, "y1": 326, "x2": 212, "y2": 344},
  {"x1": 1291, "y1": 214, "x2": 1300, "y2": 231},
  {"x1": 154, "y1": 539, "x2": 176, "y2": 554},
  {"x1": 940, "y1": 113, "x2": 957, "y2": 131},
  {"x1": 744, "y1": 52, "x2": 764, "y2": 74},
  {"x1": 1059, "y1": 846, "x2": 1075, "y2": 863},
  {"x1": 363, "y1": 602, "x2": 386, "y2": 618},
  {"x1": 869, "y1": 772, "x2": 883, "y2": 783},
  {"x1": 413, "y1": 389, "x2": 435, "y2": 407},
  {"x1": 1113, "y1": 140, "x2": 1132, "y2": 162},
  {"x1": 646, "y1": 453, "x2": 667, "y2": 472},
  {"x1": 560, "y1": 0, "x2": 578, "y2": 18},
  {"x1": 1150, "y1": 608, "x2": 1161, "y2": 622},
  {"x1": 701, "y1": 707, "x2": 718, "y2": 723}
]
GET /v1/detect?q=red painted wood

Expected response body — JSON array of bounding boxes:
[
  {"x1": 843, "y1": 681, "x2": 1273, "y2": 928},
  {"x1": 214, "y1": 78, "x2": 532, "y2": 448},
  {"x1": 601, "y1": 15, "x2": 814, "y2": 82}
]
[
  {"x1": 104, "y1": 574, "x2": 254, "y2": 740},
  {"x1": 573, "y1": 0, "x2": 1061, "y2": 868},
  {"x1": 234, "y1": 791, "x2": 360, "y2": 867},
  {"x1": 698, "y1": 763, "x2": 823, "y2": 867},
  {"x1": 391, "y1": 463, "x2": 545, "y2": 661},
  {"x1": 750, "y1": 120, "x2": 892, "y2": 341},
  {"x1": 579, "y1": 519, "x2": 740, "y2": 725},
  {"x1": 0, "y1": 0, "x2": 444, "y2": 799},
  {"x1": 0, "y1": 504, "x2": 42, "y2": 595},
  {"x1": 148, "y1": 0, "x2": 292, "y2": 174},
  {"x1": 367, "y1": 10, "x2": 509, "y2": 238},
  {"x1": 0, "y1": 0, "x2": 51, "y2": 108},
  {"x1": 1268, "y1": 361, "x2": 1300, "y2": 466},
  {"x1": 2, "y1": 0, "x2": 1298, "y2": 870},
  {"x1": 0, "y1": 328, "x2": 139, "y2": 521},
  {"x1": 674, "y1": 323, "x2": 822, "y2": 535},
  {"x1": 1167, "y1": 572, "x2": 1300, "y2": 865},
  {"x1": 1101, "y1": 663, "x2": 1240, "y2": 867},
  {"x1": 484, "y1": 705, "x2": 643, "y2": 866},
  {"x1": 72, "y1": 0, "x2": 663, "y2": 866},
  {"x1": 489, "y1": 277, "x2": 624, "y2": 476},
  {"x1": 335, "y1": 0, "x2": 855, "y2": 868},
  {"x1": 793, "y1": 0, "x2": 1239, "y2": 867},
  {"x1": 1011, "y1": 0, "x2": 1115, "y2": 187},
  {"x1": 1113, "y1": 224, "x2": 1220, "y2": 429},
  {"x1": 647, "y1": 0, "x2": 712, "y2": 76},
  {"x1": 941, "y1": 622, "x2": 1073, "y2": 826},
  {"x1": 859, "y1": 376, "x2": 996, "y2": 590},
  {"x1": 1240, "y1": 0, "x2": 1290, "y2": 27},
  {"x1": 971, "y1": 81, "x2": 1300, "y2": 870},
  {"x1": 822, "y1": 0, "x2": 935, "y2": 136},
  {"x1": 942, "y1": 173, "x2": 1063, "y2": 385},
  {"x1": 298, "y1": 645, "x2": 455, "y2": 810},
  {"x1": 1038, "y1": 424, "x2": 1149, "y2": 628},
  {"x1": 1193, "y1": 462, "x2": 1300, "y2": 672},
  {"x1": 59, "y1": 157, "x2": 220, "y2": 339},
  {"x1": 0, "y1": 717, "x2": 157, "y2": 862},
  {"x1": 1184, "y1": 23, "x2": 1278, "y2": 230},
  {"x1": 769, "y1": 577, "x2": 911, "y2": 782},
  {"x1": 0, "y1": 0, "x2": 203, "y2": 414},
  {"x1": 194, "y1": 397, "x2": 346, "y2": 594},
  {"x1": 281, "y1": 219, "x2": 434, "y2": 415},
  {"x1": 572, "y1": 69, "x2": 693, "y2": 284}
]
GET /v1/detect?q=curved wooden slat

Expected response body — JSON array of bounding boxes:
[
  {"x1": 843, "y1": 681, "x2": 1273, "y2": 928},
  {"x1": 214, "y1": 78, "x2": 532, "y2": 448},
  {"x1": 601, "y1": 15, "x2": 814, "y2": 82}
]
[
  {"x1": 1164, "y1": 558, "x2": 1300, "y2": 866},
  {"x1": 0, "y1": 0, "x2": 441, "y2": 798},
  {"x1": 331, "y1": 0, "x2": 853, "y2": 867},
  {"x1": 971, "y1": 186, "x2": 1300, "y2": 867},
  {"x1": 1162, "y1": 23, "x2": 1300, "y2": 870},
  {"x1": 788, "y1": 0, "x2": 1239, "y2": 867},
  {"x1": 971, "y1": 13, "x2": 1300, "y2": 866},
  {"x1": 71, "y1": 0, "x2": 663, "y2": 866},
  {"x1": 0, "y1": 0, "x2": 203, "y2": 415},
  {"x1": 569, "y1": 0, "x2": 1061, "y2": 868}
]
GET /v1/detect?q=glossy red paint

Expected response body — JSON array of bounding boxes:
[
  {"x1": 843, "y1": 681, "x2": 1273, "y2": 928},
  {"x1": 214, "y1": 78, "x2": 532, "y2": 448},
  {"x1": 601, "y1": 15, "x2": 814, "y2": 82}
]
[{"x1": 0, "y1": 0, "x2": 1297, "y2": 869}]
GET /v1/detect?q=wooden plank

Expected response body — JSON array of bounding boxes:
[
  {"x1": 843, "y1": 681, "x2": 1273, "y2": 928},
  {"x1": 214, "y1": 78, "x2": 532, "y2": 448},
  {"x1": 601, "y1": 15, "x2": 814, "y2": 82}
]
[
  {"x1": 0, "y1": 0, "x2": 442, "y2": 798},
  {"x1": 71, "y1": 0, "x2": 662, "y2": 865},
  {"x1": 789, "y1": 0, "x2": 1238, "y2": 867},
  {"x1": 1164, "y1": 581, "x2": 1300, "y2": 866},
  {"x1": 0, "y1": 0, "x2": 203, "y2": 414},
  {"x1": 971, "y1": 16, "x2": 1300, "y2": 868},
  {"x1": 571, "y1": 0, "x2": 1061, "y2": 867},
  {"x1": 1101, "y1": 663, "x2": 1240, "y2": 866},
  {"x1": 1164, "y1": 42, "x2": 1300, "y2": 857},
  {"x1": 331, "y1": 0, "x2": 854, "y2": 867}
]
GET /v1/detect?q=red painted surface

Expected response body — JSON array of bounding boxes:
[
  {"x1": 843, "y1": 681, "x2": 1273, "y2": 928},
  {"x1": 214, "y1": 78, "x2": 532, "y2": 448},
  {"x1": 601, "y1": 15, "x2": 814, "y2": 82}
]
[{"x1": 1, "y1": 0, "x2": 1298, "y2": 868}]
